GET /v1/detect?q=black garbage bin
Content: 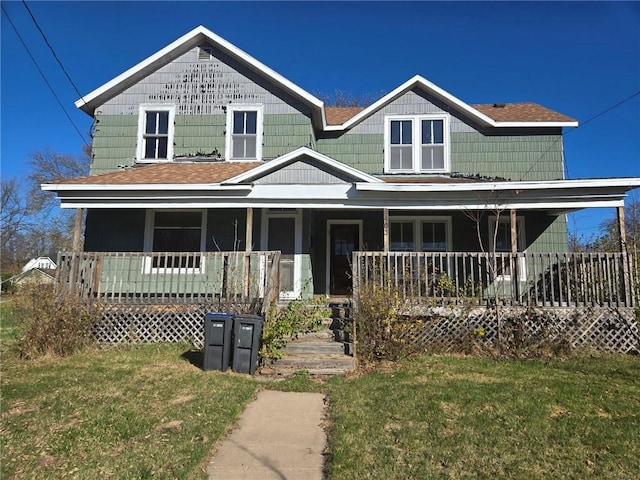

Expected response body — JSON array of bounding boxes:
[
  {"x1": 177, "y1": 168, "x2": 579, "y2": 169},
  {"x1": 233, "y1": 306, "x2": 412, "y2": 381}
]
[
  {"x1": 232, "y1": 314, "x2": 263, "y2": 375},
  {"x1": 203, "y1": 313, "x2": 234, "y2": 371}
]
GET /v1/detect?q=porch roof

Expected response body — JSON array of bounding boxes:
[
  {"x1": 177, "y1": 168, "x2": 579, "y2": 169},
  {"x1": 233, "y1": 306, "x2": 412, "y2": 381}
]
[{"x1": 43, "y1": 167, "x2": 640, "y2": 212}]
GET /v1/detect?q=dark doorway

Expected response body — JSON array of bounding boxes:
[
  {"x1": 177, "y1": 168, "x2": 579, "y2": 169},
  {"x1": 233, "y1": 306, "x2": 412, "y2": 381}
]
[{"x1": 329, "y1": 223, "x2": 360, "y2": 295}]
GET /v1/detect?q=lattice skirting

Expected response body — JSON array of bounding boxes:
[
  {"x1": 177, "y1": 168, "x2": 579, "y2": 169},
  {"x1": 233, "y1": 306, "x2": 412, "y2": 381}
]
[
  {"x1": 397, "y1": 306, "x2": 639, "y2": 354},
  {"x1": 93, "y1": 303, "x2": 257, "y2": 348}
]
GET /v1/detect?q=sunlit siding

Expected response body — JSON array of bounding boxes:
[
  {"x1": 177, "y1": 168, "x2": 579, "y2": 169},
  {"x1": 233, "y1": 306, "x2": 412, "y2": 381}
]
[
  {"x1": 316, "y1": 89, "x2": 564, "y2": 181},
  {"x1": 90, "y1": 44, "x2": 314, "y2": 174}
]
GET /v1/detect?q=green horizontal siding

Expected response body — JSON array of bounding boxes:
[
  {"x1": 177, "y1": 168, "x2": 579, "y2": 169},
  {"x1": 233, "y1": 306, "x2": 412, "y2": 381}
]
[
  {"x1": 174, "y1": 114, "x2": 225, "y2": 157},
  {"x1": 263, "y1": 114, "x2": 314, "y2": 158},
  {"x1": 451, "y1": 132, "x2": 564, "y2": 181},
  {"x1": 316, "y1": 134, "x2": 384, "y2": 174},
  {"x1": 91, "y1": 113, "x2": 313, "y2": 173},
  {"x1": 91, "y1": 115, "x2": 138, "y2": 174}
]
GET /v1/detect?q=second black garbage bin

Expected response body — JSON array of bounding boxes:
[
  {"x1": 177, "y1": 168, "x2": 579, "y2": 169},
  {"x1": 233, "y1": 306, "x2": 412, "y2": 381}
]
[
  {"x1": 203, "y1": 313, "x2": 234, "y2": 371},
  {"x1": 232, "y1": 314, "x2": 263, "y2": 375}
]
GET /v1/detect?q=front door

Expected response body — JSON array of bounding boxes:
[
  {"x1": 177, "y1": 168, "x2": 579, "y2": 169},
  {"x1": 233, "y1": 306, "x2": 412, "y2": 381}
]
[
  {"x1": 328, "y1": 222, "x2": 361, "y2": 296},
  {"x1": 263, "y1": 210, "x2": 301, "y2": 299}
]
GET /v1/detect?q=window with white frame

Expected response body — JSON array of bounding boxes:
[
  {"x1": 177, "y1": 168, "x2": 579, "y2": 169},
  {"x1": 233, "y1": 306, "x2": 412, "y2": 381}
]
[
  {"x1": 144, "y1": 210, "x2": 206, "y2": 272},
  {"x1": 488, "y1": 216, "x2": 526, "y2": 279},
  {"x1": 385, "y1": 115, "x2": 449, "y2": 173},
  {"x1": 390, "y1": 222, "x2": 415, "y2": 251},
  {"x1": 226, "y1": 105, "x2": 263, "y2": 161},
  {"x1": 390, "y1": 217, "x2": 451, "y2": 252},
  {"x1": 137, "y1": 105, "x2": 175, "y2": 162}
]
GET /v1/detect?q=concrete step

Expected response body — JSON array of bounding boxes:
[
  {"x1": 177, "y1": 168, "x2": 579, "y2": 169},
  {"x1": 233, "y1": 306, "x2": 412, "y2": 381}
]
[
  {"x1": 261, "y1": 327, "x2": 355, "y2": 376},
  {"x1": 283, "y1": 342, "x2": 345, "y2": 354},
  {"x1": 274, "y1": 353, "x2": 354, "y2": 367}
]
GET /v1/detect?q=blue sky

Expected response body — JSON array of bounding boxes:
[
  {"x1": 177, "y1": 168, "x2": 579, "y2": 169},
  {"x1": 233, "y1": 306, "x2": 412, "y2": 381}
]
[{"x1": 1, "y1": 1, "x2": 639, "y2": 239}]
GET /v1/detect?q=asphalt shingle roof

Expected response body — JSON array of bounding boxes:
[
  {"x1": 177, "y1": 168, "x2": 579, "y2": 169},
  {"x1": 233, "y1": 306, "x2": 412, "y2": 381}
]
[{"x1": 61, "y1": 162, "x2": 262, "y2": 185}]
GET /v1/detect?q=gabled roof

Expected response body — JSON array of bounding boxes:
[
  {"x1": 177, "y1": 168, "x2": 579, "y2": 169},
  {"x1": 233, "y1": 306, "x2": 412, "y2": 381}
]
[
  {"x1": 324, "y1": 76, "x2": 578, "y2": 130},
  {"x1": 75, "y1": 26, "x2": 326, "y2": 129},
  {"x1": 327, "y1": 102, "x2": 576, "y2": 126},
  {"x1": 223, "y1": 147, "x2": 383, "y2": 184},
  {"x1": 76, "y1": 26, "x2": 577, "y2": 130}
]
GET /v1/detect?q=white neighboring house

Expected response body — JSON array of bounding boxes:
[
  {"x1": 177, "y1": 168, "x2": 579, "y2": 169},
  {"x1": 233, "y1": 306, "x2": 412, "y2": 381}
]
[{"x1": 21, "y1": 256, "x2": 57, "y2": 273}]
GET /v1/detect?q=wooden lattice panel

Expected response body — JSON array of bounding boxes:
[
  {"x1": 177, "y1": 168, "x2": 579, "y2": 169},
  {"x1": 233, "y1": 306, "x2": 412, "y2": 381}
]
[
  {"x1": 94, "y1": 303, "x2": 259, "y2": 348},
  {"x1": 396, "y1": 306, "x2": 638, "y2": 354}
]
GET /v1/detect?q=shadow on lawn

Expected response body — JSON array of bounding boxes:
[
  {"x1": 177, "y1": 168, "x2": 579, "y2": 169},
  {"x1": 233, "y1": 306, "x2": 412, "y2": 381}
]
[{"x1": 181, "y1": 349, "x2": 204, "y2": 369}]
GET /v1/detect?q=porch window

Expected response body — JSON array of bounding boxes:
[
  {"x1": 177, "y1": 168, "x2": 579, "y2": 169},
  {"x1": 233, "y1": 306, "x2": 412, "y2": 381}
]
[
  {"x1": 137, "y1": 105, "x2": 175, "y2": 162},
  {"x1": 144, "y1": 210, "x2": 206, "y2": 272},
  {"x1": 226, "y1": 105, "x2": 263, "y2": 161},
  {"x1": 422, "y1": 221, "x2": 448, "y2": 252},
  {"x1": 390, "y1": 222, "x2": 414, "y2": 251},
  {"x1": 385, "y1": 115, "x2": 449, "y2": 173}
]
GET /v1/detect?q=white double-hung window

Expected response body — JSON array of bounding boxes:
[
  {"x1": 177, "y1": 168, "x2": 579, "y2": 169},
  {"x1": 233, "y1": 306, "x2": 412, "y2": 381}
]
[
  {"x1": 226, "y1": 105, "x2": 263, "y2": 161},
  {"x1": 385, "y1": 115, "x2": 449, "y2": 173},
  {"x1": 137, "y1": 105, "x2": 175, "y2": 162}
]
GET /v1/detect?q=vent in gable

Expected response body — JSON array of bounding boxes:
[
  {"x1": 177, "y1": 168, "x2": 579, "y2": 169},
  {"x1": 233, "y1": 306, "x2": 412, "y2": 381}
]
[{"x1": 198, "y1": 45, "x2": 214, "y2": 61}]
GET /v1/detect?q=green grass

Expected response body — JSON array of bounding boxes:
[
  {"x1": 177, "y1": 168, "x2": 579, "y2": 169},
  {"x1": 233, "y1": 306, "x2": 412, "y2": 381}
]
[
  {"x1": 1, "y1": 343, "x2": 258, "y2": 479},
  {"x1": 3, "y1": 298, "x2": 639, "y2": 479},
  {"x1": 325, "y1": 355, "x2": 640, "y2": 479}
]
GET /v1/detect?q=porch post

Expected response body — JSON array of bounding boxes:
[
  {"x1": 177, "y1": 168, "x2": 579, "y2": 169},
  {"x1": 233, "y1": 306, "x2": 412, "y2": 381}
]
[
  {"x1": 245, "y1": 207, "x2": 253, "y2": 252},
  {"x1": 72, "y1": 208, "x2": 84, "y2": 251},
  {"x1": 383, "y1": 208, "x2": 390, "y2": 252},
  {"x1": 243, "y1": 207, "x2": 253, "y2": 298},
  {"x1": 510, "y1": 208, "x2": 520, "y2": 302},
  {"x1": 617, "y1": 205, "x2": 631, "y2": 305}
]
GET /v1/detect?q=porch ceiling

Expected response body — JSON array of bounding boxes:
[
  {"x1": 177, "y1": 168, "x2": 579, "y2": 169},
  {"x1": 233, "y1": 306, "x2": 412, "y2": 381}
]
[{"x1": 42, "y1": 176, "x2": 640, "y2": 211}]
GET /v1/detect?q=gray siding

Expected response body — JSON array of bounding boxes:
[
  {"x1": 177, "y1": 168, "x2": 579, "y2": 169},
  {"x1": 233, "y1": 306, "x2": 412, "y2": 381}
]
[
  {"x1": 100, "y1": 45, "x2": 312, "y2": 116},
  {"x1": 254, "y1": 158, "x2": 352, "y2": 185}
]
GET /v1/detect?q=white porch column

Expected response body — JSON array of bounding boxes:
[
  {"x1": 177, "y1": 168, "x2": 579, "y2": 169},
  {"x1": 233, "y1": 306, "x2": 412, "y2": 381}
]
[
  {"x1": 510, "y1": 209, "x2": 518, "y2": 254},
  {"x1": 383, "y1": 208, "x2": 390, "y2": 252},
  {"x1": 510, "y1": 208, "x2": 520, "y2": 300},
  {"x1": 243, "y1": 207, "x2": 253, "y2": 297},
  {"x1": 245, "y1": 207, "x2": 253, "y2": 252}
]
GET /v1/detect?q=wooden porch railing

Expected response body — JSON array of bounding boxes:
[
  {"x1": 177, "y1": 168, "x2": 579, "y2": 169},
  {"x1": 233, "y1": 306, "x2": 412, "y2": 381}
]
[
  {"x1": 352, "y1": 252, "x2": 638, "y2": 308},
  {"x1": 56, "y1": 251, "x2": 281, "y2": 313}
]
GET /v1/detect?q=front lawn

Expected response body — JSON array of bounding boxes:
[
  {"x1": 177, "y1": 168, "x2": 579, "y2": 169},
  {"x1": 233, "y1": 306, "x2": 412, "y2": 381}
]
[
  {"x1": 325, "y1": 355, "x2": 640, "y2": 479},
  {"x1": 1, "y1": 343, "x2": 258, "y2": 479},
  {"x1": 2, "y1": 297, "x2": 638, "y2": 479}
]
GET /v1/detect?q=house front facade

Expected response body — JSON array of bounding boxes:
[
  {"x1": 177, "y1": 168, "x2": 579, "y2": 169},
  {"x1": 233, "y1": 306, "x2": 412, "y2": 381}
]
[{"x1": 44, "y1": 26, "x2": 640, "y2": 301}]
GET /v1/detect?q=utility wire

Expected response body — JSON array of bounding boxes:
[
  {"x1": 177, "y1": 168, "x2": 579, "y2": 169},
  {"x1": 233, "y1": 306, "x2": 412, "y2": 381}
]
[
  {"x1": 519, "y1": 89, "x2": 640, "y2": 182},
  {"x1": 1, "y1": 4, "x2": 90, "y2": 148},
  {"x1": 21, "y1": 0, "x2": 87, "y2": 104}
]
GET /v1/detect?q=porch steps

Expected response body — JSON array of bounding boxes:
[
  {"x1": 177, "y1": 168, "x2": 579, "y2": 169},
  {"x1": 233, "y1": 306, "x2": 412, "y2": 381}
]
[{"x1": 261, "y1": 323, "x2": 355, "y2": 376}]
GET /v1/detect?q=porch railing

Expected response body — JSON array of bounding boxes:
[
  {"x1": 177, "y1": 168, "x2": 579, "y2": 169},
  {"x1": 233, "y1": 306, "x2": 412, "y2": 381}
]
[
  {"x1": 56, "y1": 251, "x2": 281, "y2": 312},
  {"x1": 352, "y1": 252, "x2": 637, "y2": 307}
]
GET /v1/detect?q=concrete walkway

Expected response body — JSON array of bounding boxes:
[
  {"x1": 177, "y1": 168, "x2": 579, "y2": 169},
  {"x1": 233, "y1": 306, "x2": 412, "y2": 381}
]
[{"x1": 207, "y1": 390, "x2": 327, "y2": 480}]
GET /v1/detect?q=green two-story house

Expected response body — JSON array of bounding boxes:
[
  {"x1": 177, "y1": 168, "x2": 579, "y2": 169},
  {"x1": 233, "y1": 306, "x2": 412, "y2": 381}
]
[{"x1": 44, "y1": 26, "x2": 639, "y2": 300}]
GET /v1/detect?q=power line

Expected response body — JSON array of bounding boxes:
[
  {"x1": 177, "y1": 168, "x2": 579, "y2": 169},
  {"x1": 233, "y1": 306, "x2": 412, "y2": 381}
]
[
  {"x1": 21, "y1": 0, "x2": 87, "y2": 104},
  {"x1": 1, "y1": 4, "x2": 90, "y2": 148},
  {"x1": 519, "y1": 89, "x2": 640, "y2": 182}
]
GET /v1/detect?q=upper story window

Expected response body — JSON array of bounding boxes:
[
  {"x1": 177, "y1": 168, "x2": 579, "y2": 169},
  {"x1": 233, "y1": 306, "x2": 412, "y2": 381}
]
[
  {"x1": 137, "y1": 105, "x2": 175, "y2": 162},
  {"x1": 226, "y1": 105, "x2": 263, "y2": 161},
  {"x1": 385, "y1": 115, "x2": 449, "y2": 173}
]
